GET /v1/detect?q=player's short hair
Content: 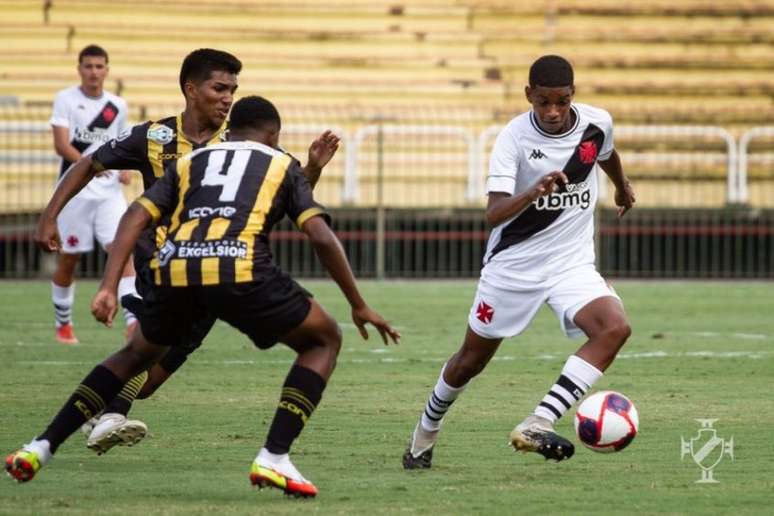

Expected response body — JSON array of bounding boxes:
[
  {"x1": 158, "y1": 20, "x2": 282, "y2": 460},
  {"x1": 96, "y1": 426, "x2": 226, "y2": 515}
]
[
  {"x1": 529, "y1": 55, "x2": 574, "y2": 88},
  {"x1": 229, "y1": 96, "x2": 281, "y2": 132},
  {"x1": 179, "y1": 48, "x2": 242, "y2": 94},
  {"x1": 78, "y1": 44, "x2": 108, "y2": 64}
]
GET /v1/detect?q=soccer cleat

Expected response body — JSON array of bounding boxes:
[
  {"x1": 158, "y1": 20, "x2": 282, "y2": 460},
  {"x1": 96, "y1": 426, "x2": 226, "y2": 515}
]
[
  {"x1": 5, "y1": 450, "x2": 42, "y2": 483},
  {"x1": 55, "y1": 323, "x2": 78, "y2": 344},
  {"x1": 86, "y1": 414, "x2": 147, "y2": 455},
  {"x1": 402, "y1": 423, "x2": 438, "y2": 469},
  {"x1": 249, "y1": 449, "x2": 318, "y2": 498},
  {"x1": 80, "y1": 415, "x2": 100, "y2": 437},
  {"x1": 509, "y1": 415, "x2": 575, "y2": 461}
]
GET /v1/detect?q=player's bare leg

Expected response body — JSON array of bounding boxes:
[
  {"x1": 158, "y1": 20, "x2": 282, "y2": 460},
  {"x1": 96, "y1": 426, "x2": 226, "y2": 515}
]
[
  {"x1": 572, "y1": 296, "x2": 631, "y2": 372},
  {"x1": 250, "y1": 299, "x2": 341, "y2": 498},
  {"x1": 511, "y1": 296, "x2": 631, "y2": 462},
  {"x1": 403, "y1": 327, "x2": 501, "y2": 469},
  {"x1": 52, "y1": 252, "x2": 80, "y2": 344}
]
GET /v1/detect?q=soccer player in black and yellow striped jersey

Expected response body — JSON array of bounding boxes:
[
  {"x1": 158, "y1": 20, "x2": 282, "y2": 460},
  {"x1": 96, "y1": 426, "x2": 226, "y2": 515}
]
[
  {"x1": 7, "y1": 96, "x2": 400, "y2": 498},
  {"x1": 33, "y1": 49, "x2": 340, "y2": 455}
]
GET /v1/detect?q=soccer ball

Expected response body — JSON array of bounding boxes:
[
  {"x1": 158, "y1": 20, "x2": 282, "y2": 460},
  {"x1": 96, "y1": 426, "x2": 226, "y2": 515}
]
[{"x1": 574, "y1": 391, "x2": 638, "y2": 452}]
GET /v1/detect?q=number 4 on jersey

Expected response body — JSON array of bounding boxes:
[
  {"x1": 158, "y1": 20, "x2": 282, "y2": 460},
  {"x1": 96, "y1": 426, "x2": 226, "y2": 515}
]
[{"x1": 201, "y1": 149, "x2": 250, "y2": 202}]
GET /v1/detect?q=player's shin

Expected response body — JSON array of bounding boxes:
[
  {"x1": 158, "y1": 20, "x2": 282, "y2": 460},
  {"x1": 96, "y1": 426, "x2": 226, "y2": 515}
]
[
  {"x1": 406, "y1": 362, "x2": 467, "y2": 465},
  {"x1": 533, "y1": 354, "x2": 602, "y2": 424},
  {"x1": 264, "y1": 365, "x2": 326, "y2": 455},
  {"x1": 37, "y1": 365, "x2": 125, "y2": 454},
  {"x1": 101, "y1": 370, "x2": 148, "y2": 417}
]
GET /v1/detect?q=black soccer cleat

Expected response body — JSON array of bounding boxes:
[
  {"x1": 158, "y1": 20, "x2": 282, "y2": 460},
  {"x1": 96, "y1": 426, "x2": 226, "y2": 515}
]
[
  {"x1": 402, "y1": 445, "x2": 433, "y2": 469},
  {"x1": 509, "y1": 416, "x2": 575, "y2": 462}
]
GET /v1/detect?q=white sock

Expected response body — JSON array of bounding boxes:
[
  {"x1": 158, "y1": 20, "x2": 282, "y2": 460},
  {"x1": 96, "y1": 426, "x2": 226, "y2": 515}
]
[
  {"x1": 24, "y1": 438, "x2": 52, "y2": 466},
  {"x1": 257, "y1": 447, "x2": 287, "y2": 465},
  {"x1": 117, "y1": 276, "x2": 138, "y2": 326},
  {"x1": 534, "y1": 355, "x2": 603, "y2": 424},
  {"x1": 52, "y1": 282, "x2": 75, "y2": 328},
  {"x1": 419, "y1": 363, "x2": 467, "y2": 432}
]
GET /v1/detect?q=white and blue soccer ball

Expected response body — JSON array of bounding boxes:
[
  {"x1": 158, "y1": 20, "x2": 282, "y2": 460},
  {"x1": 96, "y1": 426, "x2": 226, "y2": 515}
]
[{"x1": 574, "y1": 390, "x2": 639, "y2": 452}]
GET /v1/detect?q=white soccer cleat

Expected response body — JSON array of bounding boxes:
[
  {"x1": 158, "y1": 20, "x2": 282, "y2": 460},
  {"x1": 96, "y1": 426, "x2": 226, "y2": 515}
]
[
  {"x1": 249, "y1": 448, "x2": 318, "y2": 497},
  {"x1": 80, "y1": 415, "x2": 100, "y2": 437},
  {"x1": 86, "y1": 413, "x2": 147, "y2": 455}
]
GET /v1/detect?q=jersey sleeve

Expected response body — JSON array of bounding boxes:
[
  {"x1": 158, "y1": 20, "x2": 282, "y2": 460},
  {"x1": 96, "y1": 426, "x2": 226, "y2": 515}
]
[
  {"x1": 284, "y1": 162, "x2": 329, "y2": 228},
  {"x1": 486, "y1": 125, "x2": 520, "y2": 194},
  {"x1": 49, "y1": 90, "x2": 70, "y2": 128},
  {"x1": 136, "y1": 160, "x2": 179, "y2": 222},
  {"x1": 597, "y1": 110, "x2": 615, "y2": 161},
  {"x1": 90, "y1": 121, "x2": 150, "y2": 172}
]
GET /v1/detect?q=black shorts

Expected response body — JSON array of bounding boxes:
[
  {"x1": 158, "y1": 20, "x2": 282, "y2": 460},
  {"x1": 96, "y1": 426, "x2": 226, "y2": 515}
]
[
  {"x1": 129, "y1": 255, "x2": 217, "y2": 372},
  {"x1": 140, "y1": 270, "x2": 311, "y2": 351}
]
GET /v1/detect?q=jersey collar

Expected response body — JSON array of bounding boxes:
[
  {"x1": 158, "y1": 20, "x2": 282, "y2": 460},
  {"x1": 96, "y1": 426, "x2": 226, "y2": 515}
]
[
  {"x1": 175, "y1": 114, "x2": 228, "y2": 146},
  {"x1": 529, "y1": 105, "x2": 580, "y2": 139}
]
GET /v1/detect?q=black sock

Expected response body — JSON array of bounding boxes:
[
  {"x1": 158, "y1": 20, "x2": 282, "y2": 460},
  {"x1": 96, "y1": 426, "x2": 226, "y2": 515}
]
[
  {"x1": 102, "y1": 370, "x2": 148, "y2": 416},
  {"x1": 264, "y1": 365, "x2": 326, "y2": 455},
  {"x1": 39, "y1": 365, "x2": 124, "y2": 453}
]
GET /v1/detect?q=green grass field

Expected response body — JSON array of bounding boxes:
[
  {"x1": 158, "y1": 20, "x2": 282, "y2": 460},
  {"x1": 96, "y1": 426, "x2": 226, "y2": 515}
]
[{"x1": 0, "y1": 280, "x2": 772, "y2": 515}]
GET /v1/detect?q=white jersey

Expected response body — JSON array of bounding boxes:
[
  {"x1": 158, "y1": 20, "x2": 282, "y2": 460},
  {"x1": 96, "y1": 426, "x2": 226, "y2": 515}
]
[
  {"x1": 50, "y1": 85, "x2": 128, "y2": 197},
  {"x1": 484, "y1": 103, "x2": 614, "y2": 279}
]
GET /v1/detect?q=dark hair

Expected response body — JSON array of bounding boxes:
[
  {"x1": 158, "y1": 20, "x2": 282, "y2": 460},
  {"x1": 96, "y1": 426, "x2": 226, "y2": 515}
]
[
  {"x1": 229, "y1": 96, "x2": 281, "y2": 132},
  {"x1": 529, "y1": 55, "x2": 574, "y2": 88},
  {"x1": 78, "y1": 44, "x2": 108, "y2": 64},
  {"x1": 179, "y1": 48, "x2": 242, "y2": 94}
]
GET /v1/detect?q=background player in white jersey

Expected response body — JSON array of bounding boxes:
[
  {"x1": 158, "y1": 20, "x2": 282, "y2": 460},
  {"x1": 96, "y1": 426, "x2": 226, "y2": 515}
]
[
  {"x1": 403, "y1": 55, "x2": 636, "y2": 467},
  {"x1": 50, "y1": 45, "x2": 138, "y2": 344}
]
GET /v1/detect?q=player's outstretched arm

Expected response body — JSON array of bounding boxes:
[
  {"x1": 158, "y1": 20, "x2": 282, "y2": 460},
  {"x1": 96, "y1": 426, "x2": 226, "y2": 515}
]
[
  {"x1": 35, "y1": 156, "x2": 100, "y2": 252},
  {"x1": 301, "y1": 215, "x2": 400, "y2": 345},
  {"x1": 91, "y1": 202, "x2": 151, "y2": 327},
  {"x1": 486, "y1": 171, "x2": 568, "y2": 227},
  {"x1": 598, "y1": 150, "x2": 635, "y2": 217},
  {"x1": 302, "y1": 130, "x2": 341, "y2": 189}
]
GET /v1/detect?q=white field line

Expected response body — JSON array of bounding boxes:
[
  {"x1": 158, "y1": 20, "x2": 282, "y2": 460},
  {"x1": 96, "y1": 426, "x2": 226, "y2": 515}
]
[{"x1": 15, "y1": 349, "x2": 771, "y2": 367}]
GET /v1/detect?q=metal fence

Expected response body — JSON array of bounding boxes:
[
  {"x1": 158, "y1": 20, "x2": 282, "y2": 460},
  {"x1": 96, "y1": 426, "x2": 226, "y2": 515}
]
[{"x1": 1, "y1": 107, "x2": 772, "y2": 278}]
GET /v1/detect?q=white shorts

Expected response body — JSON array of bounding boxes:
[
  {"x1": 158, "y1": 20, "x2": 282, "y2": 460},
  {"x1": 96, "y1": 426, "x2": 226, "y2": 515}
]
[
  {"x1": 468, "y1": 263, "x2": 621, "y2": 340},
  {"x1": 57, "y1": 189, "x2": 127, "y2": 254}
]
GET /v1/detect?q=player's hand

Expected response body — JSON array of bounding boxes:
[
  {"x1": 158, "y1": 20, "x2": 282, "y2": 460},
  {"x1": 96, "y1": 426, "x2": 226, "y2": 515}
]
[
  {"x1": 352, "y1": 305, "x2": 401, "y2": 346},
  {"x1": 529, "y1": 171, "x2": 568, "y2": 201},
  {"x1": 91, "y1": 289, "x2": 118, "y2": 327},
  {"x1": 615, "y1": 180, "x2": 636, "y2": 218},
  {"x1": 307, "y1": 130, "x2": 341, "y2": 171},
  {"x1": 35, "y1": 215, "x2": 61, "y2": 252},
  {"x1": 118, "y1": 170, "x2": 132, "y2": 185}
]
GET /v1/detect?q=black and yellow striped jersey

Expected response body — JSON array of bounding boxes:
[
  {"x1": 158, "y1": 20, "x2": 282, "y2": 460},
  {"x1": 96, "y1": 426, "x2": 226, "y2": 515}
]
[
  {"x1": 89, "y1": 114, "x2": 227, "y2": 262},
  {"x1": 137, "y1": 140, "x2": 327, "y2": 287},
  {"x1": 91, "y1": 114, "x2": 227, "y2": 190}
]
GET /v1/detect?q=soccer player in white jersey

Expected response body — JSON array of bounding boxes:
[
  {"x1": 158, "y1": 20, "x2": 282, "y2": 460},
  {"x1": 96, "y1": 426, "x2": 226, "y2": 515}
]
[
  {"x1": 403, "y1": 55, "x2": 636, "y2": 467},
  {"x1": 50, "y1": 45, "x2": 138, "y2": 344}
]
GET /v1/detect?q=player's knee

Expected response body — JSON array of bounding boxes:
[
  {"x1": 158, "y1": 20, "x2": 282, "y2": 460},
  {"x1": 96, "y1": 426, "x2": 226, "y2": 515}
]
[
  {"x1": 606, "y1": 320, "x2": 632, "y2": 346},
  {"x1": 321, "y1": 320, "x2": 342, "y2": 357}
]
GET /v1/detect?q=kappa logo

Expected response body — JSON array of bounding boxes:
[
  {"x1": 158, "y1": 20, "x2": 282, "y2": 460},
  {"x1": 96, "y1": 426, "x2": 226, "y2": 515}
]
[
  {"x1": 529, "y1": 149, "x2": 547, "y2": 160},
  {"x1": 147, "y1": 125, "x2": 175, "y2": 145}
]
